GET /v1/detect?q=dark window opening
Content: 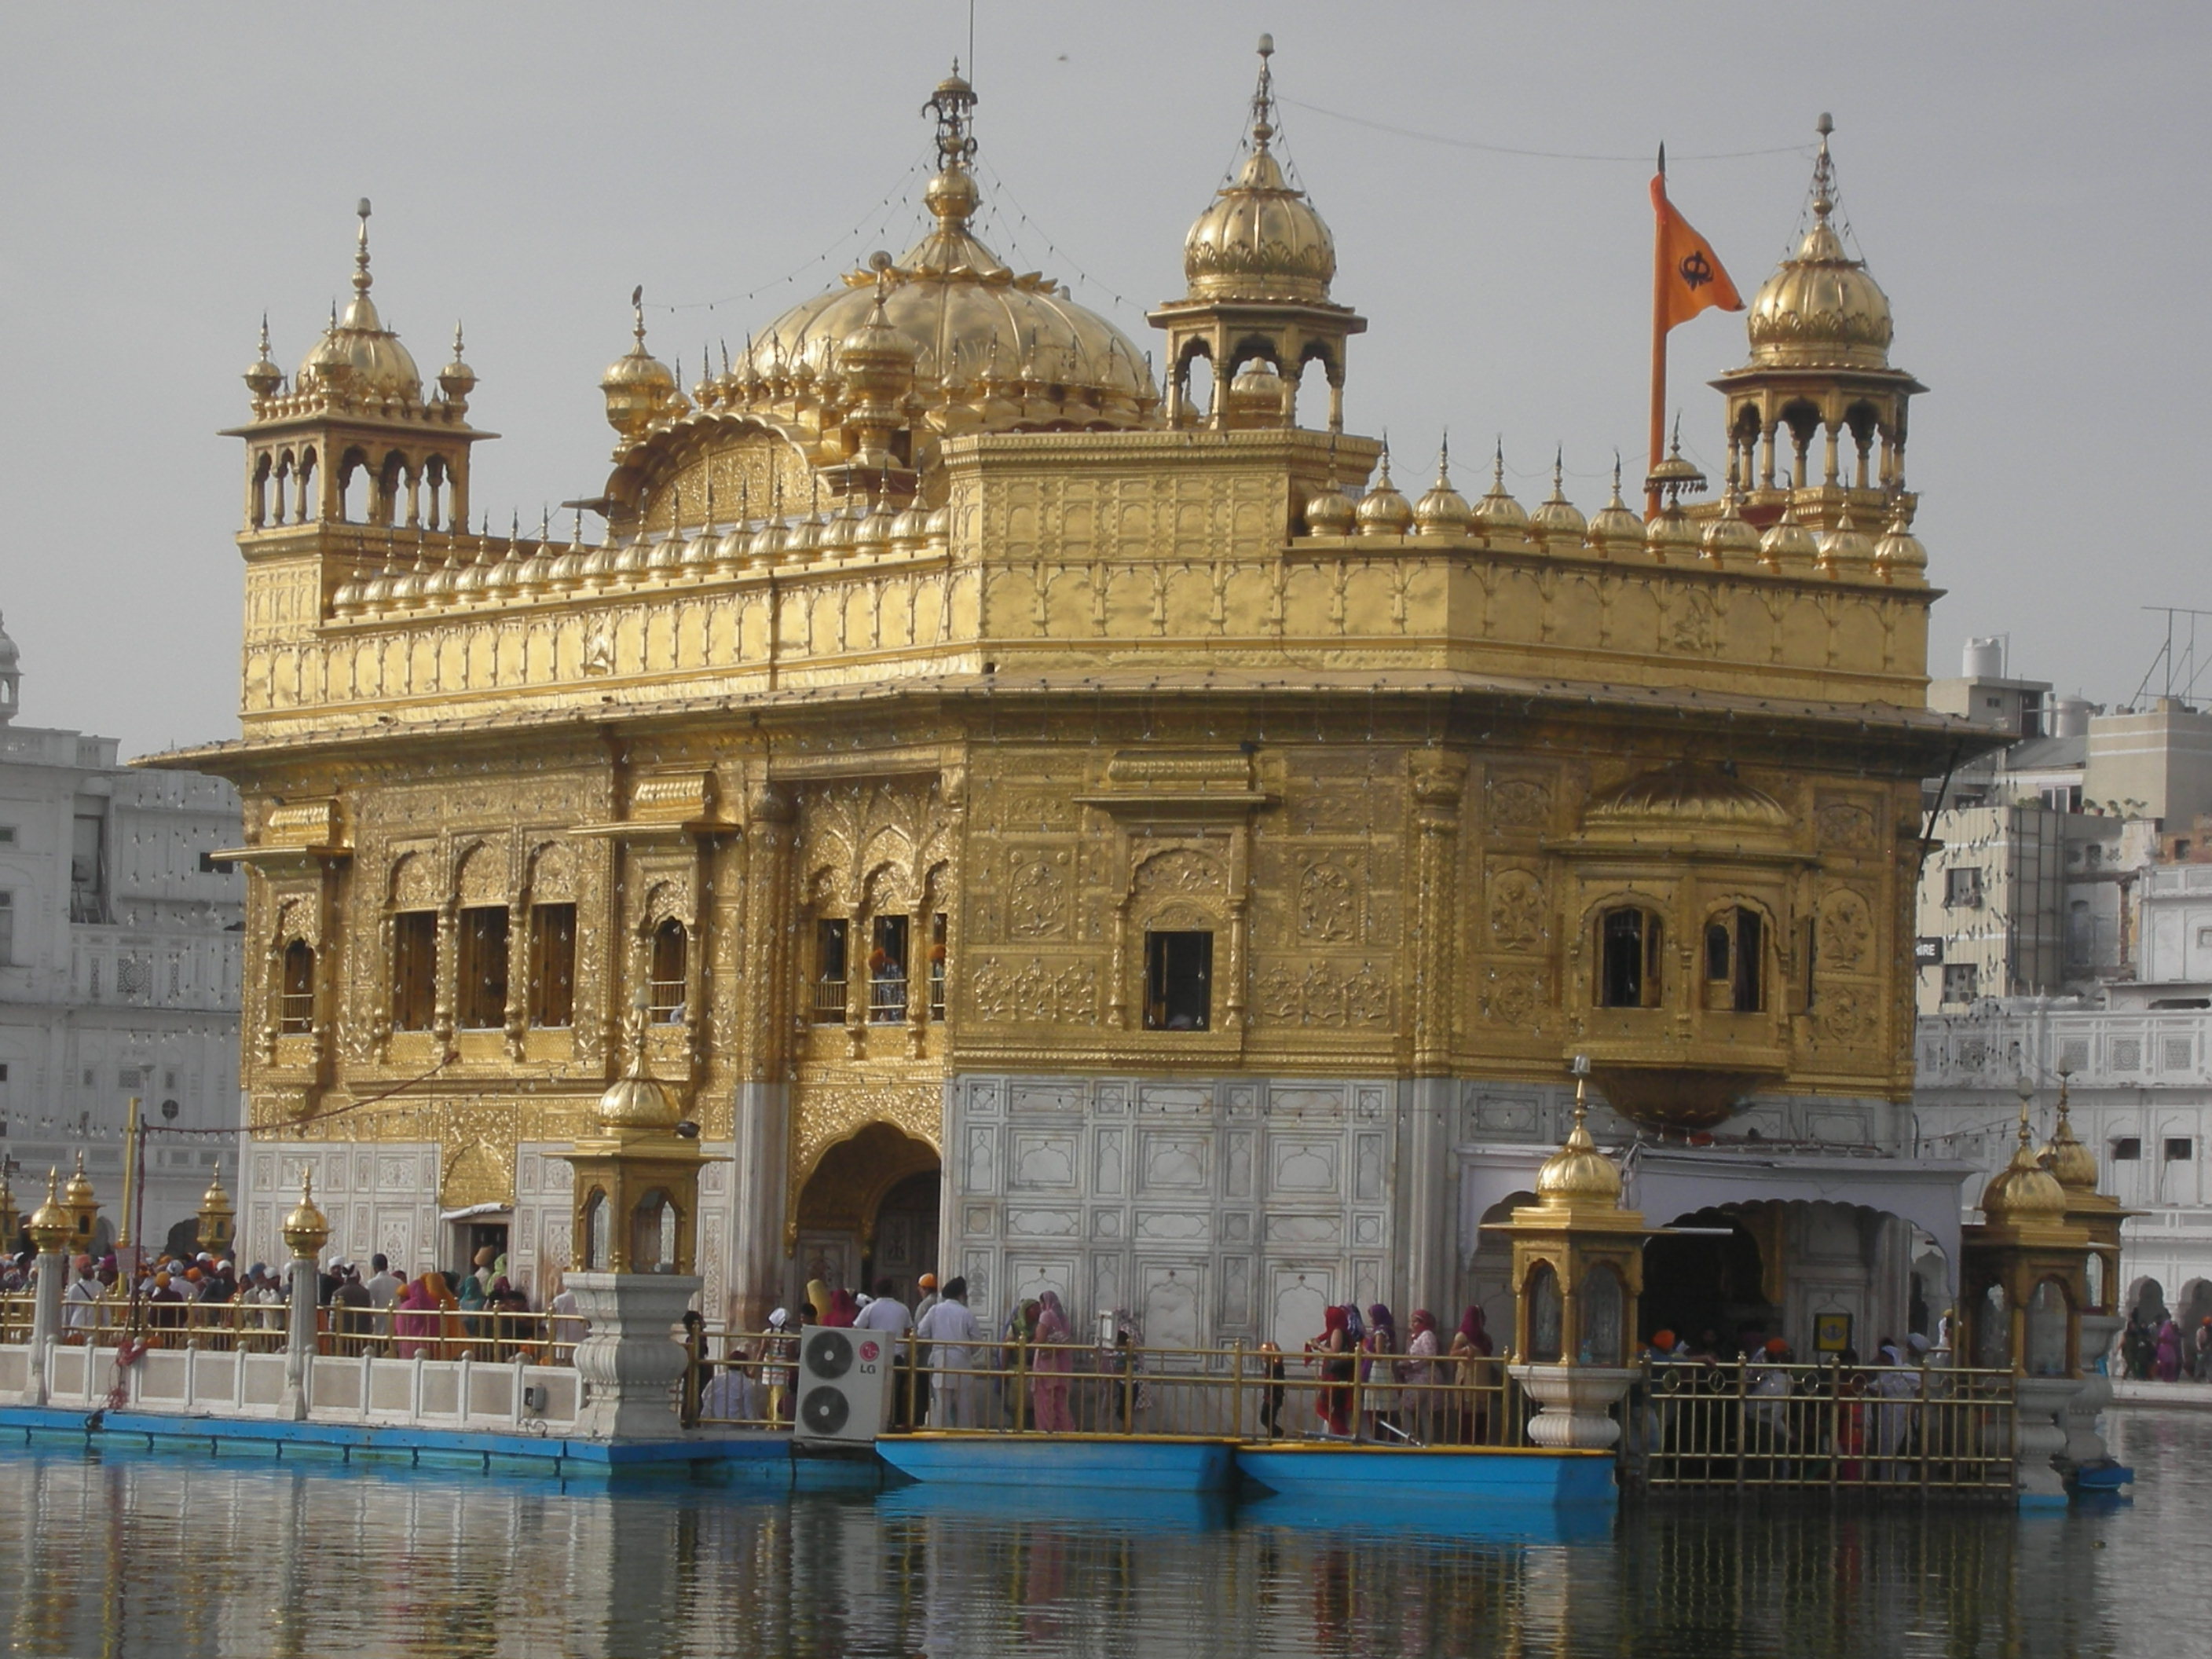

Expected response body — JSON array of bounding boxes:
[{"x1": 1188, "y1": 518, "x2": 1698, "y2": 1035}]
[
  {"x1": 814, "y1": 919, "x2": 848, "y2": 1022},
  {"x1": 1599, "y1": 907, "x2": 1662, "y2": 1009},
  {"x1": 870, "y1": 914, "x2": 910, "y2": 1024},
  {"x1": 2110, "y1": 1137, "x2": 2142, "y2": 1162},
  {"x1": 278, "y1": 939, "x2": 314, "y2": 1035},
  {"x1": 2165, "y1": 1137, "x2": 2193, "y2": 1163},
  {"x1": 456, "y1": 906, "x2": 510, "y2": 1030},
  {"x1": 1144, "y1": 930, "x2": 1213, "y2": 1031},
  {"x1": 647, "y1": 918, "x2": 688, "y2": 1023},
  {"x1": 529, "y1": 903, "x2": 576, "y2": 1028},
  {"x1": 1705, "y1": 906, "x2": 1764, "y2": 1013},
  {"x1": 390, "y1": 910, "x2": 437, "y2": 1032}
]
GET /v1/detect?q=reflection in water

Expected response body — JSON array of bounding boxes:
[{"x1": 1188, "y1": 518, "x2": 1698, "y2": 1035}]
[{"x1": 0, "y1": 1413, "x2": 2204, "y2": 1656}]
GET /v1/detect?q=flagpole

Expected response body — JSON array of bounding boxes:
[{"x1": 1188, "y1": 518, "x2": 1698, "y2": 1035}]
[{"x1": 1646, "y1": 141, "x2": 1667, "y2": 522}]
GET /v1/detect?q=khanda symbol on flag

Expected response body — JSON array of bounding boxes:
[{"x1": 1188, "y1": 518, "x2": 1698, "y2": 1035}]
[{"x1": 1651, "y1": 151, "x2": 1744, "y2": 330}]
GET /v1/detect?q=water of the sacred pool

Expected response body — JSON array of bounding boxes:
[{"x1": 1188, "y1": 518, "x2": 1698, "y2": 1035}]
[{"x1": 0, "y1": 1413, "x2": 2201, "y2": 1655}]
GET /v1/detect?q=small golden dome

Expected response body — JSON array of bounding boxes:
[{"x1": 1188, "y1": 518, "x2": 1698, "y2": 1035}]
[
  {"x1": 199, "y1": 1170, "x2": 234, "y2": 1220},
  {"x1": 1305, "y1": 482, "x2": 1355, "y2": 536},
  {"x1": 1759, "y1": 493, "x2": 1818, "y2": 572},
  {"x1": 1873, "y1": 500, "x2": 1927, "y2": 584},
  {"x1": 438, "y1": 323, "x2": 477, "y2": 402},
  {"x1": 423, "y1": 551, "x2": 464, "y2": 601},
  {"x1": 1536, "y1": 1082, "x2": 1624, "y2": 1206},
  {"x1": 1412, "y1": 439, "x2": 1474, "y2": 535},
  {"x1": 1473, "y1": 446, "x2": 1532, "y2": 540},
  {"x1": 598, "y1": 1036, "x2": 681, "y2": 1131},
  {"x1": 63, "y1": 1152, "x2": 95, "y2": 1210},
  {"x1": 602, "y1": 289, "x2": 679, "y2": 439},
  {"x1": 2040, "y1": 1089, "x2": 2099, "y2": 1194},
  {"x1": 1746, "y1": 119, "x2": 1895, "y2": 371},
  {"x1": 1585, "y1": 463, "x2": 1645, "y2": 557},
  {"x1": 1983, "y1": 1114, "x2": 2067, "y2": 1223},
  {"x1": 785, "y1": 511, "x2": 821, "y2": 556},
  {"x1": 1701, "y1": 489, "x2": 1762, "y2": 566},
  {"x1": 1182, "y1": 38, "x2": 1335, "y2": 304},
  {"x1": 1355, "y1": 445, "x2": 1414, "y2": 536},
  {"x1": 1529, "y1": 454, "x2": 1587, "y2": 549},
  {"x1": 1816, "y1": 500, "x2": 1875, "y2": 577},
  {"x1": 281, "y1": 1172, "x2": 330, "y2": 1259},
  {"x1": 244, "y1": 316, "x2": 283, "y2": 398},
  {"x1": 27, "y1": 1170, "x2": 71, "y2": 1255},
  {"x1": 1645, "y1": 504, "x2": 1700, "y2": 562},
  {"x1": 296, "y1": 203, "x2": 425, "y2": 401},
  {"x1": 856, "y1": 500, "x2": 895, "y2": 553},
  {"x1": 925, "y1": 505, "x2": 954, "y2": 542},
  {"x1": 1584, "y1": 763, "x2": 1790, "y2": 832}
]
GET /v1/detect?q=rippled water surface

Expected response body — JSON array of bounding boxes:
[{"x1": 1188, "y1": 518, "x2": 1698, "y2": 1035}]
[{"x1": 0, "y1": 1412, "x2": 2203, "y2": 1657}]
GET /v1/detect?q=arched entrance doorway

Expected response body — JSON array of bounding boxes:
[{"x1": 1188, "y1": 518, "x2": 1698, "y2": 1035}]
[
  {"x1": 1640, "y1": 1206, "x2": 1777, "y2": 1355},
  {"x1": 793, "y1": 1122, "x2": 940, "y2": 1310}
]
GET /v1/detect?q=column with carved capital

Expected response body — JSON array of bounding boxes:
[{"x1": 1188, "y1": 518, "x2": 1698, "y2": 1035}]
[
  {"x1": 727, "y1": 782, "x2": 794, "y2": 1325},
  {"x1": 1404, "y1": 750, "x2": 1468, "y2": 1317}
]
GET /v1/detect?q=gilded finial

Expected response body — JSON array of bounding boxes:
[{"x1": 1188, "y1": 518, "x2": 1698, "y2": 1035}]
[
  {"x1": 631, "y1": 284, "x2": 647, "y2": 350},
  {"x1": 353, "y1": 197, "x2": 373, "y2": 295},
  {"x1": 1492, "y1": 438, "x2": 1507, "y2": 492},
  {"x1": 1552, "y1": 448, "x2": 1566, "y2": 494},
  {"x1": 1435, "y1": 430, "x2": 1452, "y2": 489},
  {"x1": 1811, "y1": 113, "x2": 1836, "y2": 221},
  {"x1": 1250, "y1": 33, "x2": 1277, "y2": 150}
]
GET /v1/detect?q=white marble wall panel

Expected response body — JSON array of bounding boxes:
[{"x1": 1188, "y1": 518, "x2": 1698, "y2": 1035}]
[
  {"x1": 947, "y1": 1073, "x2": 1400, "y2": 1347},
  {"x1": 241, "y1": 1141, "x2": 438, "y2": 1275}
]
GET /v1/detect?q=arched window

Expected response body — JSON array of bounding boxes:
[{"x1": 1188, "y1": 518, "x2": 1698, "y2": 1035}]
[
  {"x1": 869, "y1": 914, "x2": 910, "y2": 1024},
  {"x1": 814, "y1": 917, "x2": 849, "y2": 1023},
  {"x1": 2027, "y1": 1279, "x2": 2071, "y2": 1378},
  {"x1": 1703, "y1": 906, "x2": 1765, "y2": 1013},
  {"x1": 1582, "y1": 1264, "x2": 1626, "y2": 1365},
  {"x1": 1525, "y1": 1262, "x2": 1563, "y2": 1363},
  {"x1": 580, "y1": 1189, "x2": 609, "y2": 1271},
  {"x1": 631, "y1": 1188, "x2": 676, "y2": 1273},
  {"x1": 1599, "y1": 906, "x2": 1663, "y2": 1009},
  {"x1": 647, "y1": 918, "x2": 687, "y2": 1023},
  {"x1": 277, "y1": 939, "x2": 314, "y2": 1035}
]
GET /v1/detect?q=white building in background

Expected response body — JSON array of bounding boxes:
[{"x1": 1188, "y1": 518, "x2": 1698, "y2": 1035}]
[
  {"x1": 0, "y1": 613, "x2": 244, "y2": 1254},
  {"x1": 1917, "y1": 640, "x2": 2212, "y2": 1335}
]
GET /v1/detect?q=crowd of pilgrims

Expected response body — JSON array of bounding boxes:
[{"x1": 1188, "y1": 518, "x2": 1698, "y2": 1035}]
[
  {"x1": 2119, "y1": 1309, "x2": 2212, "y2": 1382},
  {"x1": 2, "y1": 1246, "x2": 566, "y2": 1359}
]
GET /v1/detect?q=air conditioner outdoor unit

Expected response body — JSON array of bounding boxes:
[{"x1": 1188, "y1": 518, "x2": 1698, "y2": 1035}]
[{"x1": 793, "y1": 1324, "x2": 893, "y2": 1444}]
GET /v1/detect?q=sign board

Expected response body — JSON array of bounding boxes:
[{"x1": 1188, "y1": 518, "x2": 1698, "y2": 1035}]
[{"x1": 1913, "y1": 937, "x2": 1944, "y2": 965}]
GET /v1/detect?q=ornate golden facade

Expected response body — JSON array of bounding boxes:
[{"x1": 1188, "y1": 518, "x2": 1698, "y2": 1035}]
[{"x1": 164, "y1": 53, "x2": 1981, "y2": 1342}]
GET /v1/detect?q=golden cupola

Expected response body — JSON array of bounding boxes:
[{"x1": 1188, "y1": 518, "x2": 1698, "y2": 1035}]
[
  {"x1": 1181, "y1": 41, "x2": 1335, "y2": 303},
  {"x1": 295, "y1": 201, "x2": 423, "y2": 402},
  {"x1": 1149, "y1": 36, "x2": 1366, "y2": 434},
  {"x1": 601, "y1": 288, "x2": 680, "y2": 441},
  {"x1": 1533, "y1": 1082, "x2": 1625, "y2": 1210},
  {"x1": 1981, "y1": 1112, "x2": 2069, "y2": 1225},
  {"x1": 1709, "y1": 116, "x2": 1925, "y2": 525}
]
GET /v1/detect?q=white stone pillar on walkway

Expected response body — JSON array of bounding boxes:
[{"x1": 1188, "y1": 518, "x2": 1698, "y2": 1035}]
[
  {"x1": 2062, "y1": 1311, "x2": 2125, "y2": 1469},
  {"x1": 566, "y1": 1273, "x2": 701, "y2": 1439},
  {"x1": 279, "y1": 1174, "x2": 329, "y2": 1423}
]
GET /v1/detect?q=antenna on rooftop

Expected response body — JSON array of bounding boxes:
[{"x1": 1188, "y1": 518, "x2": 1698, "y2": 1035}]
[{"x1": 2130, "y1": 606, "x2": 2212, "y2": 710}]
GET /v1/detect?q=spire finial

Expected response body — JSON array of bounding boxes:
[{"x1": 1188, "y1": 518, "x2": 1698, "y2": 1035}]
[
  {"x1": 353, "y1": 198, "x2": 373, "y2": 295},
  {"x1": 1376, "y1": 429, "x2": 1393, "y2": 484},
  {"x1": 1552, "y1": 446, "x2": 1566, "y2": 495},
  {"x1": 925, "y1": 65, "x2": 980, "y2": 174},
  {"x1": 1811, "y1": 113, "x2": 1836, "y2": 220},
  {"x1": 1435, "y1": 430, "x2": 1452, "y2": 488},
  {"x1": 1250, "y1": 34, "x2": 1277, "y2": 149},
  {"x1": 1492, "y1": 437, "x2": 1506, "y2": 491},
  {"x1": 258, "y1": 313, "x2": 273, "y2": 357},
  {"x1": 630, "y1": 284, "x2": 648, "y2": 352},
  {"x1": 451, "y1": 321, "x2": 465, "y2": 360}
]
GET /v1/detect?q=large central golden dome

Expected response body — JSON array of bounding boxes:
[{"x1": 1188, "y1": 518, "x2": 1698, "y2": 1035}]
[{"x1": 735, "y1": 71, "x2": 1155, "y2": 436}]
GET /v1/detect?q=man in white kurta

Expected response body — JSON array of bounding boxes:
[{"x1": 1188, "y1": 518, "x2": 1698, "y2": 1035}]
[{"x1": 914, "y1": 1276, "x2": 984, "y2": 1429}]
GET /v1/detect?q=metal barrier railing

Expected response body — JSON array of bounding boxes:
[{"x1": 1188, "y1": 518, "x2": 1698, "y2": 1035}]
[
  {"x1": 684, "y1": 1329, "x2": 1536, "y2": 1444},
  {"x1": 0, "y1": 1292, "x2": 577, "y2": 1367},
  {"x1": 1628, "y1": 1357, "x2": 2020, "y2": 1496}
]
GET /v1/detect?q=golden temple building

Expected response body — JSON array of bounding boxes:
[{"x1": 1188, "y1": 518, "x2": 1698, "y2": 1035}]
[{"x1": 162, "y1": 47, "x2": 1994, "y2": 1350}]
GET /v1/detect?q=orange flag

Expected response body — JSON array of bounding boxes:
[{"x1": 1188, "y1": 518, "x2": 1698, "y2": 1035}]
[{"x1": 1651, "y1": 173, "x2": 1744, "y2": 331}]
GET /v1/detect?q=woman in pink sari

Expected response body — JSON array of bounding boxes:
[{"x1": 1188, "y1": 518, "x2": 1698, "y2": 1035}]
[
  {"x1": 394, "y1": 1271, "x2": 457, "y2": 1359},
  {"x1": 1029, "y1": 1290, "x2": 1076, "y2": 1431}
]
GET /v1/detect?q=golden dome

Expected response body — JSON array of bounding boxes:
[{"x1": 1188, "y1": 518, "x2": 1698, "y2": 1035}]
[
  {"x1": 1585, "y1": 463, "x2": 1645, "y2": 557},
  {"x1": 438, "y1": 323, "x2": 477, "y2": 402},
  {"x1": 2040, "y1": 1088, "x2": 2099, "y2": 1194},
  {"x1": 281, "y1": 1172, "x2": 330, "y2": 1258},
  {"x1": 1473, "y1": 447, "x2": 1532, "y2": 540},
  {"x1": 1645, "y1": 504, "x2": 1700, "y2": 562},
  {"x1": 1746, "y1": 119, "x2": 1895, "y2": 371},
  {"x1": 602, "y1": 289, "x2": 680, "y2": 439},
  {"x1": 598, "y1": 1035, "x2": 681, "y2": 1130},
  {"x1": 26, "y1": 1169, "x2": 71, "y2": 1254},
  {"x1": 735, "y1": 73, "x2": 1152, "y2": 441},
  {"x1": 1983, "y1": 1113, "x2": 2067, "y2": 1223},
  {"x1": 1584, "y1": 763, "x2": 1790, "y2": 832},
  {"x1": 1529, "y1": 455, "x2": 1587, "y2": 549},
  {"x1": 295, "y1": 202, "x2": 424, "y2": 401},
  {"x1": 1701, "y1": 488, "x2": 1762, "y2": 566},
  {"x1": 1536, "y1": 1082, "x2": 1624, "y2": 1206},
  {"x1": 1816, "y1": 500, "x2": 1875, "y2": 576},
  {"x1": 1355, "y1": 445, "x2": 1413, "y2": 535},
  {"x1": 244, "y1": 316, "x2": 283, "y2": 398},
  {"x1": 1872, "y1": 500, "x2": 1927, "y2": 584},
  {"x1": 1412, "y1": 440, "x2": 1474, "y2": 534},
  {"x1": 1182, "y1": 39, "x2": 1335, "y2": 305},
  {"x1": 63, "y1": 1152, "x2": 95, "y2": 1211},
  {"x1": 1759, "y1": 492, "x2": 1818, "y2": 572}
]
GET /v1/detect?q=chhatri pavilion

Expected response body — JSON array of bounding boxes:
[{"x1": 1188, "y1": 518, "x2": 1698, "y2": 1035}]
[{"x1": 162, "y1": 46, "x2": 1995, "y2": 1353}]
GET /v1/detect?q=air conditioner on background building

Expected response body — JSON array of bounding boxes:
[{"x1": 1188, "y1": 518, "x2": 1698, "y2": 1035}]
[{"x1": 793, "y1": 1325, "x2": 893, "y2": 1444}]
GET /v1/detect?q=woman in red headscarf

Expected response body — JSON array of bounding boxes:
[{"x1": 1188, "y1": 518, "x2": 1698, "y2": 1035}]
[
  {"x1": 394, "y1": 1271, "x2": 460, "y2": 1360},
  {"x1": 824, "y1": 1287, "x2": 859, "y2": 1328},
  {"x1": 1306, "y1": 1306, "x2": 1354, "y2": 1436}
]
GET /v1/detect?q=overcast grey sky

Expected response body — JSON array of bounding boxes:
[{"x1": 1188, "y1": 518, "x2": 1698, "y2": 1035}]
[{"x1": 2, "y1": 2, "x2": 2201, "y2": 756}]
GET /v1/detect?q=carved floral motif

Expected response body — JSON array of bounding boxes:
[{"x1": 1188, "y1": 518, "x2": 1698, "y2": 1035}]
[
  {"x1": 1488, "y1": 869, "x2": 1545, "y2": 950},
  {"x1": 971, "y1": 956, "x2": 1100, "y2": 1024},
  {"x1": 1297, "y1": 859, "x2": 1358, "y2": 942}
]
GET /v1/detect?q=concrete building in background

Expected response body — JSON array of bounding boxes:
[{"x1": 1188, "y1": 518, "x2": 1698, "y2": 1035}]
[{"x1": 0, "y1": 611, "x2": 244, "y2": 1254}]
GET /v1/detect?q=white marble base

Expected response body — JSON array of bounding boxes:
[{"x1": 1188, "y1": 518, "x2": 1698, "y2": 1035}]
[
  {"x1": 2013, "y1": 1375, "x2": 2078, "y2": 1500},
  {"x1": 566, "y1": 1272, "x2": 700, "y2": 1441},
  {"x1": 1509, "y1": 1364, "x2": 1638, "y2": 1449}
]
